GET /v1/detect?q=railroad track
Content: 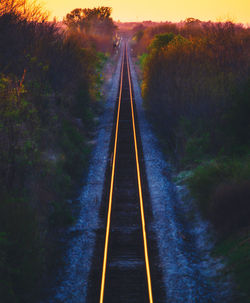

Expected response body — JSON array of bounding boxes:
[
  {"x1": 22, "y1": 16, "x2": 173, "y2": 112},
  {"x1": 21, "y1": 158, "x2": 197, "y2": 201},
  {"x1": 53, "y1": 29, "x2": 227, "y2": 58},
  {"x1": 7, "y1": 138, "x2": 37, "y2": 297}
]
[{"x1": 87, "y1": 43, "x2": 165, "y2": 303}]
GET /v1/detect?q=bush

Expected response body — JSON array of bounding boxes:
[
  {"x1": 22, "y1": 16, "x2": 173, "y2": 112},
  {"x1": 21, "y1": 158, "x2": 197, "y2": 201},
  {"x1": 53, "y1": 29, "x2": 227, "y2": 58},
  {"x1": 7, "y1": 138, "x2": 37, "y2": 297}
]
[
  {"x1": 187, "y1": 157, "x2": 250, "y2": 234},
  {"x1": 183, "y1": 132, "x2": 211, "y2": 164},
  {"x1": 223, "y1": 78, "x2": 250, "y2": 150},
  {"x1": 149, "y1": 32, "x2": 175, "y2": 50},
  {"x1": 0, "y1": 195, "x2": 43, "y2": 303},
  {"x1": 211, "y1": 181, "x2": 250, "y2": 233},
  {"x1": 214, "y1": 232, "x2": 250, "y2": 302},
  {"x1": 137, "y1": 53, "x2": 148, "y2": 69},
  {"x1": 49, "y1": 201, "x2": 75, "y2": 227}
]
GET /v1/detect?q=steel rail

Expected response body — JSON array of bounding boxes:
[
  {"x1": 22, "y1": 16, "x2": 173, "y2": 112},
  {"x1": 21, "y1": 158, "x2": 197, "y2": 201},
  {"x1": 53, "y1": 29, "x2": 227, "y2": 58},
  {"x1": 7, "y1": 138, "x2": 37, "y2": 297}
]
[
  {"x1": 126, "y1": 44, "x2": 154, "y2": 303},
  {"x1": 99, "y1": 46, "x2": 125, "y2": 303}
]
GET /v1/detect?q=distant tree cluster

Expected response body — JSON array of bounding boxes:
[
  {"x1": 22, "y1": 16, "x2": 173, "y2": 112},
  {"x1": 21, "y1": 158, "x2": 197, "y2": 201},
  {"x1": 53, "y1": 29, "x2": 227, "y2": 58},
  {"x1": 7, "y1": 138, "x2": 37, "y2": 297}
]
[{"x1": 64, "y1": 6, "x2": 117, "y2": 52}]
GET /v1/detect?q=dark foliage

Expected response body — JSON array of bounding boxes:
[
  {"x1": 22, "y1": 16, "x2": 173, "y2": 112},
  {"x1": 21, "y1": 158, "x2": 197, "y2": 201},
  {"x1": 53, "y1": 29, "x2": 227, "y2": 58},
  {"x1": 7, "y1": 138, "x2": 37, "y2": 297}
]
[
  {"x1": 134, "y1": 20, "x2": 250, "y2": 238},
  {"x1": 134, "y1": 20, "x2": 250, "y2": 298},
  {"x1": 211, "y1": 181, "x2": 250, "y2": 233},
  {"x1": 0, "y1": 2, "x2": 113, "y2": 302}
]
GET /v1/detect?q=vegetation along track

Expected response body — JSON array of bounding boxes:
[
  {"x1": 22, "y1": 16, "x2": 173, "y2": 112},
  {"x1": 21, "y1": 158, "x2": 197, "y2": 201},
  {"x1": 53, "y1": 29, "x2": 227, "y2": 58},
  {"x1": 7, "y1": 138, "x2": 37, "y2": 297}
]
[{"x1": 86, "y1": 43, "x2": 165, "y2": 302}]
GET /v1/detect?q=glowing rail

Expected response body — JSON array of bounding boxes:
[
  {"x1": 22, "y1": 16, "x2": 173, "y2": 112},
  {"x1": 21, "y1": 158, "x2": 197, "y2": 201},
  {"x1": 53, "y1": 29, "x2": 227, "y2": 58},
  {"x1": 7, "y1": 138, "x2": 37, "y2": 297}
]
[
  {"x1": 126, "y1": 44, "x2": 154, "y2": 303},
  {"x1": 99, "y1": 47, "x2": 125, "y2": 303}
]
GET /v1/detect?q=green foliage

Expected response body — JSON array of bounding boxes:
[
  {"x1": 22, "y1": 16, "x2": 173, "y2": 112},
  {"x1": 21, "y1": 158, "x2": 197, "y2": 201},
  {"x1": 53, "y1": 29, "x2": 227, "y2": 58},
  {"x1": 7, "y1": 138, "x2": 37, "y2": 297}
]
[
  {"x1": 213, "y1": 232, "x2": 250, "y2": 303},
  {"x1": 0, "y1": 195, "x2": 43, "y2": 302},
  {"x1": 94, "y1": 52, "x2": 109, "y2": 100},
  {"x1": 60, "y1": 120, "x2": 90, "y2": 181},
  {"x1": 49, "y1": 202, "x2": 75, "y2": 227},
  {"x1": 183, "y1": 132, "x2": 211, "y2": 164},
  {"x1": 137, "y1": 53, "x2": 148, "y2": 69},
  {"x1": 0, "y1": 74, "x2": 39, "y2": 189},
  {"x1": 187, "y1": 157, "x2": 250, "y2": 232},
  {"x1": 132, "y1": 22, "x2": 179, "y2": 56},
  {"x1": 223, "y1": 78, "x2": 250, "y2": 149},
  {"x1": 149, "y1": 32, "x2": 175, "y2": 50},
  {"x1": 187, "y1": 160, "x2": 229, "y2": 213},
  {"x1": 96, "y1": 52, "x2": 109, "y2": 72}
]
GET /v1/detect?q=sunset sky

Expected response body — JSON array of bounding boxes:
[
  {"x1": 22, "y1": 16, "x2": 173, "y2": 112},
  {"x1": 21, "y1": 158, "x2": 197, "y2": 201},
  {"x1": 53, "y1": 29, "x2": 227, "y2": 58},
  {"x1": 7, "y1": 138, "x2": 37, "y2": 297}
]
[{"x1": 44, "y1": 0, "x2": 250, "y2": 24}]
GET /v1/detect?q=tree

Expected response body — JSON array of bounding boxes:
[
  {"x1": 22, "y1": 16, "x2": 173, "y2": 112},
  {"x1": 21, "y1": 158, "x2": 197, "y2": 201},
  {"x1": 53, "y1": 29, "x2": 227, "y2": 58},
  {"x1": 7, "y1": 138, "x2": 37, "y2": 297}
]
[
  {"x1": 149, "y1": 32, "x2": 175, "y2": 50},
  {"x1": 0, "y1": 0, "x2": 48, "y2": 22},
  {"x1": 185, "y1": 17, "x2": 201, "y2": 25},
  {"x1": 64, "y1": 7, "x2": 116, "y2": 36}
]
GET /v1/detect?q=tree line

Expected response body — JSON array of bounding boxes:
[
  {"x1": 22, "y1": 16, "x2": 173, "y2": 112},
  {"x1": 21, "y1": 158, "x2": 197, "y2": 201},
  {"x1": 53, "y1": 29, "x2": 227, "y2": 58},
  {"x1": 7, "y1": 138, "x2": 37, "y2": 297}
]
[
  {"x1": 132, "y1": 19, "x2": 250, "y2": 301},
  {"x1": 0, "y1": 1, "x2": 116, "y2": 302}
]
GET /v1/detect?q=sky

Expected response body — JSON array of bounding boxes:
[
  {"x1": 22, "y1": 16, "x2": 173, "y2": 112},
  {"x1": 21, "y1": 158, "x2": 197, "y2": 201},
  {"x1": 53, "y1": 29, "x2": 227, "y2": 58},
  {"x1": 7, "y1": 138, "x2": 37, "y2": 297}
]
[{"x1": 44, "y1": 0, "x2": 250, "y2": 24}]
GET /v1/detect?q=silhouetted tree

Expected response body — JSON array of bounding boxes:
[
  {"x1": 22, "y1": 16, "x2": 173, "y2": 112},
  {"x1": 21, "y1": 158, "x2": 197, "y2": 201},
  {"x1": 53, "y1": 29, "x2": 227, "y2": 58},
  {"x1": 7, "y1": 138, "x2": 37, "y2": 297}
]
[{"x1": 64, "y1": 7, "x2": 116, "y2": 36}]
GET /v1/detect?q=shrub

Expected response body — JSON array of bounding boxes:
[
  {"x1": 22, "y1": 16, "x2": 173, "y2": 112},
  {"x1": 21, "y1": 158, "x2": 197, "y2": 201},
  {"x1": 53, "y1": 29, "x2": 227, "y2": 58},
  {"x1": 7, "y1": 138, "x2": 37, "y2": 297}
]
[
  {"x1": 149, "y1": 32, "x2": 175, "y2": 50},
  {"x1": 0, "y1": 195, "x2": 43, "y2": 302},
  {"x1": 187, "y1": 157, "x2": 250, "y2": 234},
  {"x1": 49, "y1": 201, "x2": 75, "y2": 227},
  {"x1": 211, "y1": 181, "x2": 250, "y2": 233}
]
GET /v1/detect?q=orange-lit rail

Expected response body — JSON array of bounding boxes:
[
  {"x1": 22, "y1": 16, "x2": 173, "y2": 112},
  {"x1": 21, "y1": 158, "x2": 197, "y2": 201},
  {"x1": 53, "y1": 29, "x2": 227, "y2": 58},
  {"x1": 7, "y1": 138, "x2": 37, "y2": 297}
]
[
  {"x1": 126, "y1": 44, "x2": 154, "y2": 303},
  {"x1": 99, "y1": 44, "x2": 153, "y2": 303},
  {"x1": 99, "y1": 46, "x2": 125, "y2": 303}
]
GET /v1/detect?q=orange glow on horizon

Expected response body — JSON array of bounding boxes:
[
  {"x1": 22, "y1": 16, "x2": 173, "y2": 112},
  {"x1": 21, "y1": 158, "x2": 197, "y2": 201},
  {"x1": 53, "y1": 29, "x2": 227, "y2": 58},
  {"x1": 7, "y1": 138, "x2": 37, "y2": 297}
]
[{"x1": 44, "y1": 0, "x2": 250, "y2": 24}]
